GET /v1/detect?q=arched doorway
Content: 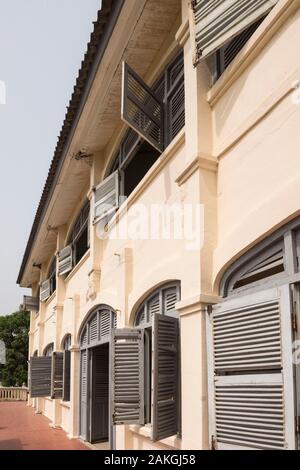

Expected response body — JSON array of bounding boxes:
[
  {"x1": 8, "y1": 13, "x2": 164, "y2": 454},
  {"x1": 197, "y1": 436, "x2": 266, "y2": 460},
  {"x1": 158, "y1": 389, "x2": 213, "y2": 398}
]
[
  {"x1": 208, "y1": 218, "x2": 300, "y2": 450},
  {"x1": 79, "y1": 306, "x2": 116, "y2": 445}
]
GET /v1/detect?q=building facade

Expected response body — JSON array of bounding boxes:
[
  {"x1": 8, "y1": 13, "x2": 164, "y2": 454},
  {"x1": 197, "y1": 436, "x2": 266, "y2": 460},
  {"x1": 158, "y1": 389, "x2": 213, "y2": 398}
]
[{"x1": 18, "y1": 0, "x2": 300, "y2": 450}]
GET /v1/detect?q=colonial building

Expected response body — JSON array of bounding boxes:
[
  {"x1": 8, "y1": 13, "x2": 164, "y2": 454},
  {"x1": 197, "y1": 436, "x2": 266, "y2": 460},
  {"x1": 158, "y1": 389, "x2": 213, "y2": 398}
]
[{"x1": 18, "y1": 0, "x2": 300, "y2": 450}]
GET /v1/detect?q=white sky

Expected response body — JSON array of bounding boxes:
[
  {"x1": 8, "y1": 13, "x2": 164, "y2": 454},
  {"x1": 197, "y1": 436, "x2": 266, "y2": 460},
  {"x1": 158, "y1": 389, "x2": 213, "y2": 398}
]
[{"x1": 0, "y1": 0, "x2": 101, "y2": 314}]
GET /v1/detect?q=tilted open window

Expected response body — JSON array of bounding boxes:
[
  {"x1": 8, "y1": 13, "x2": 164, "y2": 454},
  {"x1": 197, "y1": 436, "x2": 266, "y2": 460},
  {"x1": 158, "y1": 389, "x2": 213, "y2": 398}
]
[
  {"x1": 23, "y1": 295, "x2": 39, "y2": 312},
  {"x1": 192, "y1": 0, "x2": 278, "y2": 66},
  {"x1": 40, "y1": 258, "x2": 57, "y2": 302},
  {"x1": 111, "y1": 283, "x2": 181, "y2": 442},
  {"x1": 58, "y1": 201, "x2": 90, "y2": 275},
  {"x1": 121, "y1": 51, "x2": 184, "y2": 153},
  {"x1": 93, "y1": 170, "x2": 119, "y2": 225}
]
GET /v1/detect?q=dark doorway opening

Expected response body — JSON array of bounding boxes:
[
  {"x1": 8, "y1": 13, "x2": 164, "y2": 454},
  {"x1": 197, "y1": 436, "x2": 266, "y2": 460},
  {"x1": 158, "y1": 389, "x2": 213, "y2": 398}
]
[{"x1": 90, "y1": 343, "x2": 109, "y2": 444}]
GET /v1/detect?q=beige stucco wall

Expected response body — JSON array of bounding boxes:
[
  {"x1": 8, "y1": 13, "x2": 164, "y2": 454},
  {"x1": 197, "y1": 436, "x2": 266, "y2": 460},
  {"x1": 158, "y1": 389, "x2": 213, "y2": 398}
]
[{"x1": 26, "y1": 0, "x2": 300, "y2": 451}]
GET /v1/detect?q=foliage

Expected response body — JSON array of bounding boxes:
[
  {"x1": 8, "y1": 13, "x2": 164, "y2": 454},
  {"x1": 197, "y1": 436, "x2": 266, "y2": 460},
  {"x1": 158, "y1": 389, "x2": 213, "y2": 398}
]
[{"x1": 0, "y1": 310, "x2": 30, "y2": 387}]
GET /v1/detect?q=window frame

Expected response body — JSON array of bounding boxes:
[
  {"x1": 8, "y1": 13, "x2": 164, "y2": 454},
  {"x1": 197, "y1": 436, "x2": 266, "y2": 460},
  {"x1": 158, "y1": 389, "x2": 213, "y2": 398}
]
[
  {"x1": 47, "y1": 257, "x2": 57, "y2": 297},
  {"x1": 67, "y1": 200, "x2": 90, "y2": 268}
]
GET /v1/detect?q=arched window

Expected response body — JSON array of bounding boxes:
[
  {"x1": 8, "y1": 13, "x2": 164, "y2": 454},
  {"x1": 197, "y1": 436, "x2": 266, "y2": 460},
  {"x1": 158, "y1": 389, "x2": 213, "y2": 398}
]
[
  {"x1": 33, "y1": 350, "x2": 38, "y2": 357},
  {"x1": 80, "y1": 306, "x2": 116, "y2": 349},
  {"x1": 63, "y1": 334, "x2": 71, "y2": 351},
  {"x1": 62, "y1": 334, "x2": 71, "y2": 402},
  {"x1": 43, "y1": 343, "x2": 54, "y2": 357},
  {"x1": 58, "y1": 201, "x2": 90, "y2": 276}
]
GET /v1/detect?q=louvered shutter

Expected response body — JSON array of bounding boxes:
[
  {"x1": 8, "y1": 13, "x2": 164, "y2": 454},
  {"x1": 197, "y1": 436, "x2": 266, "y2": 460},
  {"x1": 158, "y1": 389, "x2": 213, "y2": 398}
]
[
  {"x1": 93, "y1": 170, "x2": 119, "y2": 224},
  {"x1": 122, "y1": 62, "x2": 164, "y2": 153},
  {"x1": 23, "y1": 296, "x2": 39, "y2": 312},
  {"x1": 111, "y1": 328, "x2": 144, "y2": 425},
  {"x1": 58, "y1": 245, "x2": 73, "y2": 276},
  {"x1": 152, "y1": 314, "x2": 179, "y2": 441},
  {"x1": 100, "y1": 309, "x2": 111, "y2": 340},
  {"x1": 207, "y1": 286, "x2": 295, "y2": 450},
  {"x1": 51, "y1": 352, "x2": 64, "y2": 399},
  {"x1": 192, "y1": 0, "x2": 278, "y2": 64},
  {"x1": 40, "y1": 279, "x2": 51, "y2": 302},
  {"x1": 80, "y1": 350, "x2": 88, "y2": 440},
  {"x1": 89, "y1": 313, "x2": 98, "y2": 345},
  {"x1": 62, "y1": 350, "x2": 71, "y2": 402},
  {"x1": 29, "y1": 356, "x2": 52, "y2": 398}
]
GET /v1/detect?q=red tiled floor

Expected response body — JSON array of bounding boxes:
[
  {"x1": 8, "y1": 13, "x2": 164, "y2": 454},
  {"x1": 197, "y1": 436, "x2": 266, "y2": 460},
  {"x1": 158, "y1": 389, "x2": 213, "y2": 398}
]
[{"x1": 0, "y1": 402, "x2": 89, "y2": 450}]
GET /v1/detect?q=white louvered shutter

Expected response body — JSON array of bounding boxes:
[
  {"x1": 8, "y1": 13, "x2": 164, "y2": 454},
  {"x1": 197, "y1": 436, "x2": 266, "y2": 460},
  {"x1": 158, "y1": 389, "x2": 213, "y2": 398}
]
[
  {"x1": 40, "y1": 279, "x2": 51, "y2": 302},
  {"x1": 192, "y1": 0, "x2": 278, "y2": 64},
  {"x1": 207, "y1": 286, "x2": 295, "y2": 450},
  {"x1": 122, "y1": 62, "x2": 164, "y2": 152},
  {"x1": 23, "y1": 296, "x2": 39, "y2": 312},
  {"x1": 111, "y1": 328, "x2": 144, "y2": 425},
  {"x1": 152, "y1": 314, "x2": 180, "y2": 441},
  {"x1": 29, "y1": 356, "x2": 52, "y2": 398},
  {"x1": 58, "y1": 245, "x2": 73, "y2": 276},
  {"x1": 51, "y1": 352, "x2": 64, "y2": 399},
  {"x1": 93, "y1": 171, "x2": 119, "y2": 225}
]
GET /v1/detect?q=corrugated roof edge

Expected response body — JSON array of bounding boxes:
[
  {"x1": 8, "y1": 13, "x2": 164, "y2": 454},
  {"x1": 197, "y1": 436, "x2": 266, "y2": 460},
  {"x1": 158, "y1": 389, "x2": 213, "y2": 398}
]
[{"x1": 17, "y1": 0, "x2": 124, "y2": 286}]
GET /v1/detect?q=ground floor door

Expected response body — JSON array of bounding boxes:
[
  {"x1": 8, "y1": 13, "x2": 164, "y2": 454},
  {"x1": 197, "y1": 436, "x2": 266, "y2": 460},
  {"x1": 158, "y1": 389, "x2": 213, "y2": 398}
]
[
  {"x1": 90, "y1": 344, "x2": 109, "y2": 443},
  {"x1": 80, "y1": 343, "x2": 109, "y2": 444}
]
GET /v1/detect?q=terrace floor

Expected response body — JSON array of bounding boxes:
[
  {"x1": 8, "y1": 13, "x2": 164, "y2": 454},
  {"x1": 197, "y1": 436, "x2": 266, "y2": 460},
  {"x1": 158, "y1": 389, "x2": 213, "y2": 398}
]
[{"x1": 0, "y1": 402, "x2": 88, "y2": 450}]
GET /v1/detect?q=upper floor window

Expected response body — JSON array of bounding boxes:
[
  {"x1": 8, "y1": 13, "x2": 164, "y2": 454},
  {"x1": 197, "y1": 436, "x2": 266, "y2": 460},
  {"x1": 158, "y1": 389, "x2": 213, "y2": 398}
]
[
  {"x1": 40, "y1": 258, "x2": 57, "y2": 303},
  {"x1": 93, "y1": 52, "x2": 184, "y2": 225},
  {"x1": 214, "y1": 16, "x2": 266, "y2": 81},
  {"x1": 58, "y1": 201, "x2": 90, "y2": 277}
]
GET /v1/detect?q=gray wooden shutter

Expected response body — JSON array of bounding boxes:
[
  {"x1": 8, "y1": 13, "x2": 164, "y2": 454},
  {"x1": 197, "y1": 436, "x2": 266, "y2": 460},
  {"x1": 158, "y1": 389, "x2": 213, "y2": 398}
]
[
  {"x1": 152, "y1": 314, "x2": 179, "y2": 441},
  {"x1": 23, "y1": 295, "x2": 39, "y2": 312},
  {"x1": 40, "y1": 279, "x2": 51, "y2": 302},
  {"x1": 80, "y1": 350, "x2": 88, "y2": 440},
  {"x1": 58, "y1": 245, "x2": 73, "y2": 276},
  {"x1": 122, "y1": 62, "x2": 164, "y2": 153},
  {"x1": 111, "y1": 328, "x2": 145, "y2": 425},
  {"x1": 29, "y1": 356, "x2": 52, "y2": 398},
  {"x1": 51, "y1": 352, "x2": 64, "y2": 399},
  {"x1": 207, "y1": 286, "x2": 295, "y2": 450},
  {"x1": 62, "y1": 350, "x2": 71, "y2": 401},
  {"x1": 93, "y1": 170, "x2": 119, "y2": 224},
  {"x1": 192, "y1": 0, "x2": 278, "y2": 64}
]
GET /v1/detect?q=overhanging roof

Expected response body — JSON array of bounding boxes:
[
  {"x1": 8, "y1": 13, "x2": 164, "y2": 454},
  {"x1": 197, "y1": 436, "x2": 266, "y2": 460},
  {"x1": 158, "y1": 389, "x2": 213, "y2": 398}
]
[{"x1": 17, "y1": 0, "x2": 124, "y2": 285}]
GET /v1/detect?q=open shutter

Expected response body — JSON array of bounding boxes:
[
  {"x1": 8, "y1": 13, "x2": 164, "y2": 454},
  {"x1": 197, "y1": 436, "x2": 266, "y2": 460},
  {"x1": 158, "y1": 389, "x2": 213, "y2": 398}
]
[
  {"x1": 152, "y1": 314, "x2": 179, "y2": 441},
  {"x1": 93, "y1": 171, "x2": 119, "y2": 225},
  {"x1": 111, "y1": 328, "x2": 144, "y2": 425},
  {"x1": 207, "y1": 286, "x2": 295, "y2": 450},
  {"x1": 23, "y1": 295, "x2": 39, "y2": 312},
  {"x1": 192, "y1": 0, "x2": 278, "y2": 64},
  {"x1": 80, "y1": 350, "x2": 88, "y2": 440},
  {"x1": 40, "y1": 279, "x2": 51, "y2": 302},
  {"x1": 122, "y1": 62, "x2": 164, "y2": 153},
  {"x1": 29, "y1": 356, "x2": 52, "y2": 398},
  {"x1": 62, "y1": 350, "x2": 71, "y2": 401},
  {"x1": 58, "y1": 245, "x2": 73, "y2": 276},
  {"x1": 51, "y1": 352, "x2": 64, "y2": 399}
]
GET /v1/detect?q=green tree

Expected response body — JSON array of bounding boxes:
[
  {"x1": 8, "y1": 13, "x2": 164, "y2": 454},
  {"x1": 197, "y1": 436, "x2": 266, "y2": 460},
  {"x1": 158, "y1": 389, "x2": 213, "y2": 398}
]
[{"x1": 0, "y1": 310, "x2": 30, "y2": 387}]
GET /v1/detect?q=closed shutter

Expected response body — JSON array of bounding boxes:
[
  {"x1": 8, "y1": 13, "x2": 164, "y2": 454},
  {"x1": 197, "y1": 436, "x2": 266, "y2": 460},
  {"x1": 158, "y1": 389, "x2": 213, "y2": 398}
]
[
  {"x1": 111, "y1": 328, "x2": 144, "y2": 425},
  {"x1": 152, "y1": 314, "x2": 180, "y2": 441},
  {"x1": 122, "y1": 62, "x2": 164, "y2": 153},
  {"x1": 29, "y1": 356, "x2": 52, "y2": 398},
  {"x1": 58, "y1": 245, "x2": 73, "y2": 276},
  {"x1": 192, "y1": 0, "x2": 278, "y2": 64},
  {"x1": 62, "y1": 350, "x2": 71, "y2": 402},
  {"x1": 93, "y1": 170, "x2": 119, "y2": 225},
  {"x1": 207, "y1": 286, "x2": 295, "y2": 450},
  {"x1": 80, "y1": 350, "x2": 88, "y2": 440},
  {"x1": 51, "y1": 352, "x2": 64, "y2": 399},
  {"x1": 89, "y1": 313, "x2": 98, "y2": 344},
  {"x1": 100, "y1": 309, "x2": 111, "y2": 340},
  {"x1": 166, "y1": 80, "x2": 185, "y2": 144},
  {"x1": 40, "y1": 279, "x2": 51, "y2": 302},
  {"x1": 23, "y1": 296, "x2": 39, "y2": 312}
]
